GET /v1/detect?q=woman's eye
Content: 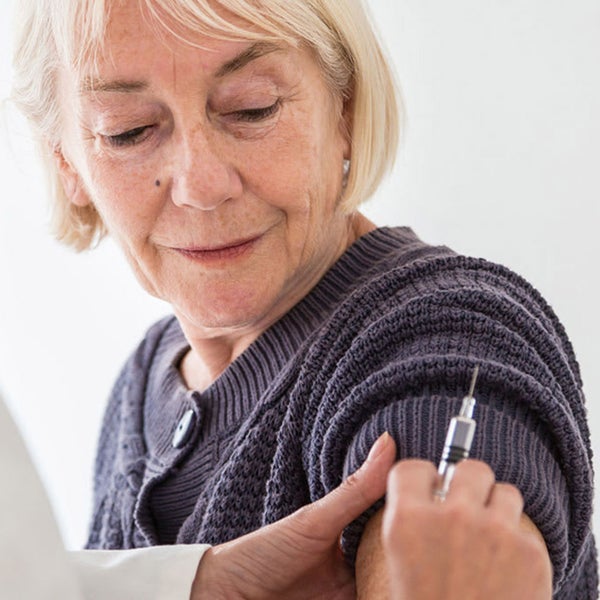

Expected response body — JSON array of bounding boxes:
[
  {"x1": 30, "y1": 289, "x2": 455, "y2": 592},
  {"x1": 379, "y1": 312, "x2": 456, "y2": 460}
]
[
  {"x1": 229, "y1": 99, "x2": 281, "y2": 123},
  {"x1": 104, "y1": 125, "x2": 153, "y2": 148}
]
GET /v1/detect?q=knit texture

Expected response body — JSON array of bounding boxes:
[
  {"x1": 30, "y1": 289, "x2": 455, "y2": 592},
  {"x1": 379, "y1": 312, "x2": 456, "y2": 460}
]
[{"x1": 87, "y1": 227, "x2": 597, "y2": 597}]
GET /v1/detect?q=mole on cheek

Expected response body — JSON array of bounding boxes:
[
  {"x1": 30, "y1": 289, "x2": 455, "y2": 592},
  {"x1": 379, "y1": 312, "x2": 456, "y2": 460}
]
[{"x1": 155, "y1": 179, "x2": 161, "y2": 187}]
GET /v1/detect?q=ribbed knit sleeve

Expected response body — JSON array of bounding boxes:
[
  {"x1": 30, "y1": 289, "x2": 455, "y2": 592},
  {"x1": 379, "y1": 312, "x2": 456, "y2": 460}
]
[{"x1": 298, "y1": 255, "x2": 596, "y2": 597}]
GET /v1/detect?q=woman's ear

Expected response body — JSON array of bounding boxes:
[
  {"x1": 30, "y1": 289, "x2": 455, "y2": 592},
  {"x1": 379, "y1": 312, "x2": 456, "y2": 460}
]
[{"x1": 52, "y1": 147, "x2": 92, "y2": 207}]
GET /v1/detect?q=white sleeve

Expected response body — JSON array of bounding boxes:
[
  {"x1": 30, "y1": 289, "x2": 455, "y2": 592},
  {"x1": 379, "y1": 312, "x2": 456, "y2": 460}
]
[
  {"x1": 1, "y1": 393, "x2": 210, "y2": 600},
  {"x1": 68, "y1": 545, "x2": 211, "y2": 600}
]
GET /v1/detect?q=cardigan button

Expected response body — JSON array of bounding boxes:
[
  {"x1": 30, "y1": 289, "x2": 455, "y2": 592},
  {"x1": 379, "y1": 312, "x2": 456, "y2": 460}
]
[{"x1": 172, "y1": 409, "x2": 196, "y2": 449}]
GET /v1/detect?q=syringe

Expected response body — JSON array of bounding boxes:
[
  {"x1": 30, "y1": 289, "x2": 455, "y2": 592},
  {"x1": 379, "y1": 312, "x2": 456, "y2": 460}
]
[{"x1": 434, "y1": 366, "x2": 479, "y2": 501}]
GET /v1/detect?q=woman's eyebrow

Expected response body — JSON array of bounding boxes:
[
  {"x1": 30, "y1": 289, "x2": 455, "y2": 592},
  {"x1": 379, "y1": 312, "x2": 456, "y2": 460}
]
[
  {"x1": 79, "y1": 78, "x2": 147, "y2": 95},
  {"x1": 215, "y1": 41, "x2": 284, "y2": 78}
]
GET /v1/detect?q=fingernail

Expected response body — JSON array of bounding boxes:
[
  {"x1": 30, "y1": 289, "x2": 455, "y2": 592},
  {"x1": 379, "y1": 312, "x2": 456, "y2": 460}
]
[{"x1": 367, "y1": 431, "x2": 391, "y2": 462}]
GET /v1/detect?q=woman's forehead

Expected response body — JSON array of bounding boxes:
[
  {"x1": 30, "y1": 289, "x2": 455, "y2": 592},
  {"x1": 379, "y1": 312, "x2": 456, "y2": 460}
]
[{"x1": 73, "y1": 0, "x2": 295, "y2": 78}]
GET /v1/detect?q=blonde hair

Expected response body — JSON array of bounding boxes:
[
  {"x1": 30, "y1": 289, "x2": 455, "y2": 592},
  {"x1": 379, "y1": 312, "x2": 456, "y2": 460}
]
[{"x1": 12, "y1": 0, "x2": 401, "y2": 251}]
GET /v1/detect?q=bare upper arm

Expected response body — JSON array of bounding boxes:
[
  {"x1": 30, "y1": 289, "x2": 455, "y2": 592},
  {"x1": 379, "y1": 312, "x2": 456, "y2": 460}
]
[{"x1": 355, "y1": 508, "x2": 389, "y2": 599}]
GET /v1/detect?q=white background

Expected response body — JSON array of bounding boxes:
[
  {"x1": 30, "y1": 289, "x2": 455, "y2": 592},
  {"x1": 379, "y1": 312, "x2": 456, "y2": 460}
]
[{"x1": 0, "y1": 0, "x2": 599, "y2": 550}]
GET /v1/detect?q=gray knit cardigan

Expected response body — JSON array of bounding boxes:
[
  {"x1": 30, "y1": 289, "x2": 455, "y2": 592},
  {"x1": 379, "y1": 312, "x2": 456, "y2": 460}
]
[{"x1": 87, "y1": 227, "x2": 597, "y2": 597}]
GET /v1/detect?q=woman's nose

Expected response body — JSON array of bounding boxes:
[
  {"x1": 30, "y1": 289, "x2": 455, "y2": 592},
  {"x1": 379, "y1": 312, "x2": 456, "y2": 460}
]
[{"x1": 169, "y1": 129, "x2": 242, "y2": 210}]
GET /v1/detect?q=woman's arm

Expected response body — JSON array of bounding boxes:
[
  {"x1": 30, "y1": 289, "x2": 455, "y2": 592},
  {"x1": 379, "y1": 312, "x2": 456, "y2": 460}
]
[{"x1": 303, "y1": 256, "x2": 594, "y2": 595}]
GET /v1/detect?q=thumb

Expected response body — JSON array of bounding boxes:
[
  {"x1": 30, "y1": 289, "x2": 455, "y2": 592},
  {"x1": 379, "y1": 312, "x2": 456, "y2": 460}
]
[{"x1": 293, "y1": 432, "x2": 396, "y2": 538}]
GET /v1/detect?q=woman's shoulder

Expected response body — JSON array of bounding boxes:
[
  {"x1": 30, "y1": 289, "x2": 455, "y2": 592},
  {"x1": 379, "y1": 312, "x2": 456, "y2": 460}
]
[
  {"x1": 349, "y1": 226, "x2": 544, "y2": 300},
  {"x1": 92, "y1": 315, "x2": 185, "y2": 474},
  {"x1": 310, "y1": 226, "x2": 582, "y2": 398},
  {"x1": 333, "y1": 227, "x2": 567, "y2": 342},
  {"x1": 104, "y1": 314, "x2": 186, "y2": 404},
  {"x1": 124, "y1": 314, "x2": 184, "y2": 371}
]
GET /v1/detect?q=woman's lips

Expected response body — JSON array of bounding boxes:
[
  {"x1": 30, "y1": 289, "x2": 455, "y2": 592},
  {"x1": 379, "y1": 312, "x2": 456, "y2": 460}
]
[{"x1": 174, "y1": 236, "x2": 260, "y2": 262}]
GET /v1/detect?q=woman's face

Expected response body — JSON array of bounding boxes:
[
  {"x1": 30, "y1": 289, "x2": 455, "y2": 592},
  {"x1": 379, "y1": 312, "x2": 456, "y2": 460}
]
[{"x1": 57, "y1": 3, "x2": 352, "y2": 337}]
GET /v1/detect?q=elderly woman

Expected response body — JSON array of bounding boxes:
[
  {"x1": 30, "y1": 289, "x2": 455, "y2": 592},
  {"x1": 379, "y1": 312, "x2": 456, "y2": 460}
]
[{"x1": 12, "y1": 0, "x2": 596, "y2": 597}]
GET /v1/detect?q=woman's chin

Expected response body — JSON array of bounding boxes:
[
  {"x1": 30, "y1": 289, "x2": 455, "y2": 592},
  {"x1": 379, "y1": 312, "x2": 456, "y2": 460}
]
[{"x1": 172, "y1": 291, "x2": 281, "y2": 336}]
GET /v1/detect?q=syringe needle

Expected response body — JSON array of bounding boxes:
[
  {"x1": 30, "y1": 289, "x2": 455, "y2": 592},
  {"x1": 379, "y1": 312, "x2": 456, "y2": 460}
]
[{"x1": 467, "y1": 365, "x2": 480, "y2": 399}]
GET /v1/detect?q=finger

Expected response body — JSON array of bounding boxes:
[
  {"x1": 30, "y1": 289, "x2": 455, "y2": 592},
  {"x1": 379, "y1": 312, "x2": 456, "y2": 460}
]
[
  {"x1": 295, "y1": 432, "x2": 397, "y2": 537},
  {"x1": 387, "y1": 459, "x2": 439, "y2": 506},
  {"x1": 487, "y1": 482, "x2": 524, "y2": 523},
  {"x1": 445, "y1": 459, "x2": 495, "y2": 505}
]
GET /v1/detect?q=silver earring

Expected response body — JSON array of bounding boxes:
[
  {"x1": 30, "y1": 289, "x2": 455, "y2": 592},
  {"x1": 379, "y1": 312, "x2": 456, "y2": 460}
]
[{"x1": 342, "y1": 159, "x2": 350, "y2": 187}]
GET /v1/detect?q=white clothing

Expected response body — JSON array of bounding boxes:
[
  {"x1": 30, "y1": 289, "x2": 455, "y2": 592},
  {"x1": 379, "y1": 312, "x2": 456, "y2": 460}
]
[{"x1": 0, "y1": 392, "x2": 209, "y2": 599}]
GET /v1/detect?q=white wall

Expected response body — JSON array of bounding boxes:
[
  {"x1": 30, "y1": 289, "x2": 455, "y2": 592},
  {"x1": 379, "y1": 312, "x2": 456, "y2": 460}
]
[{"x1": 0, "y1": 0, "x2": 598, "y2": 550}]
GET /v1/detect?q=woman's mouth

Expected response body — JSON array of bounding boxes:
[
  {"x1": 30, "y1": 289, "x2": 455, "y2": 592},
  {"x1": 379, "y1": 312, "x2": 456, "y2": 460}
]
[{"x1": 174, "y1": 236, "x2": 260, "y2": 263}]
